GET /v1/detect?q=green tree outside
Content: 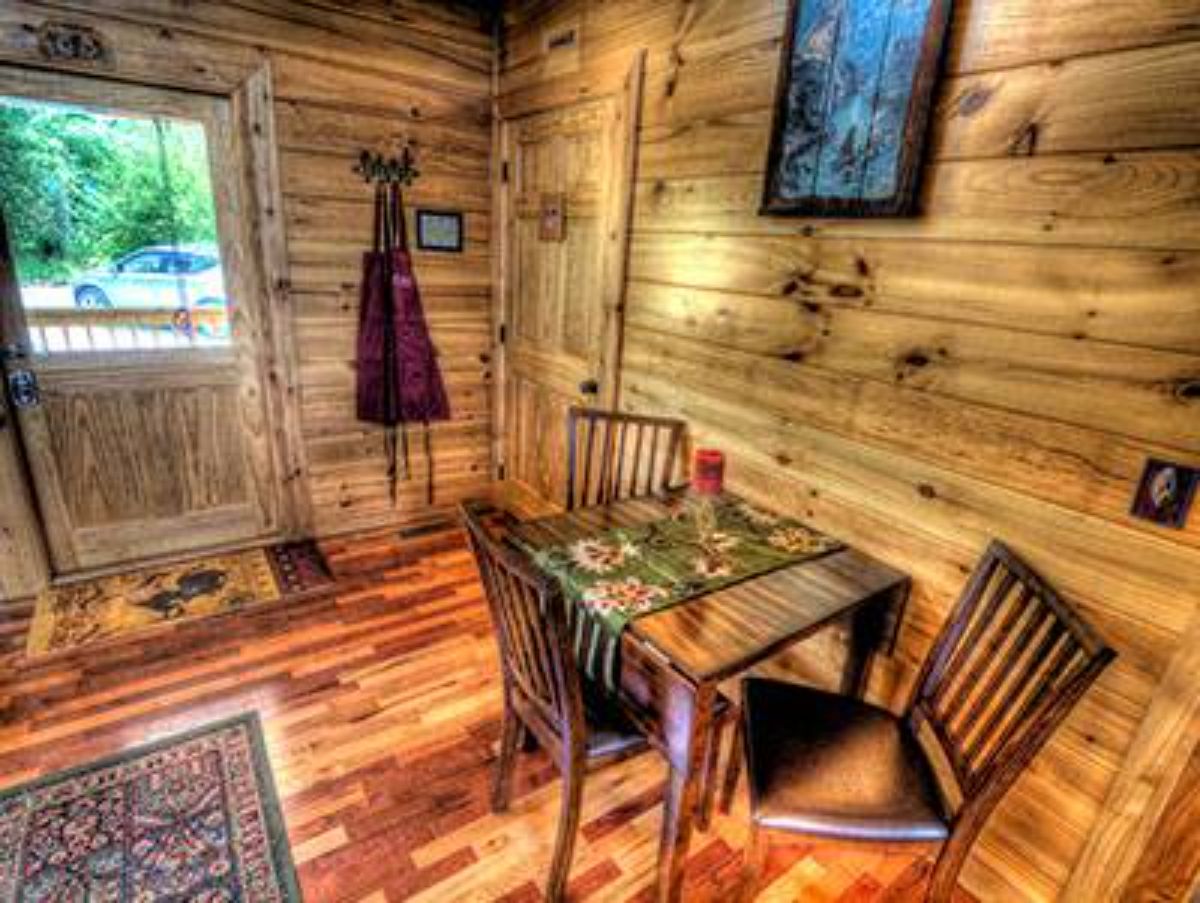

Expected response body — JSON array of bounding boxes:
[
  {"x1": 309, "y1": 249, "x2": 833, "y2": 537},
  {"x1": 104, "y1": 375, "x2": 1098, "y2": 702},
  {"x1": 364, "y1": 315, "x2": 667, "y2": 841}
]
[{"x1": 0, "y1": 97, "x2": 219, "y2": 285}]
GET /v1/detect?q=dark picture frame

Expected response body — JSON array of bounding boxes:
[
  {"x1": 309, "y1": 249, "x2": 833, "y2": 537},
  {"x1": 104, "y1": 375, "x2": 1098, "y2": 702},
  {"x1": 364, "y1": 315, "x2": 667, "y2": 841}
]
[
  {"x1": 761, "y1": 0, "x2": 953, "y2": 217},
  {"x1": 1130, "y1": 459, "x2": 1199, "y2": 529},
  {"x1": 415, "y1": 209, "x2": 464, "y2": 253}
]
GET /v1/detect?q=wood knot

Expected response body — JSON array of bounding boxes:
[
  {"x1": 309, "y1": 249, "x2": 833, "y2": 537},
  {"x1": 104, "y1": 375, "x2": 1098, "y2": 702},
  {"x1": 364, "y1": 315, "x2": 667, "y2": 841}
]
[
  {"x1": 830, "y1": 284, "x2": 864, "y2": 299},
  {"x1": 956, "y1": 85, "x2": 992, "y2": 117},
  {"x1": 801, "y1": 300, "x2": 822, "y2": 314},
  {"x1": 902, "y1": 351, "x2": 931, "y2": 369},
  {"x1": 780, "y1": 279, "x2": 800, "y2": 296},
  {"x1": 917, "y1": 483, "x2": 937, "y2": 499},
  {"x1": 1008, "y1": 121, "x2": 1039, "y2": 157},
  {"x1": 781, "y1": 350, "x2": 806, "y2": 364},
  {"x1": 1175, "y1": 379, "x2": 1200, "y2": 402},
  {"x1": 664, "y1": 63, "x2": 680, "y2": 98}
]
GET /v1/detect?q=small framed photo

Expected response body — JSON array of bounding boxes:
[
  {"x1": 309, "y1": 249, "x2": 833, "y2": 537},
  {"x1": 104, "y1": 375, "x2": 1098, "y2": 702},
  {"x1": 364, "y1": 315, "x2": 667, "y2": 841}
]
[
  {"x1": 1130, "y1": 459, "x2": 1198, "y2": 529},
  {"x1": 415, "y1": 209, "x2": 464, "y2": 253}
]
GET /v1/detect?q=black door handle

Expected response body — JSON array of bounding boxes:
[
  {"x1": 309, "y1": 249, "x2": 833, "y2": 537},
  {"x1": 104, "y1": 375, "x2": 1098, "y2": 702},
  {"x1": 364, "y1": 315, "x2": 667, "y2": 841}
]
[{"x1": 6, "y1": 369, "x2": 39, "y2": 409}]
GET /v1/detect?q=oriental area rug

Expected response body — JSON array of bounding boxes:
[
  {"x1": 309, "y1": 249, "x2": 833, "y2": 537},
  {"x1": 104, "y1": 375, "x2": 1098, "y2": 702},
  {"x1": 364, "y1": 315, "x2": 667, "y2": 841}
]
[
  {"x1": 26, "y1": 540, "x2": 333, "y2": 657},
  {"x1": 0, "y1": 714, "x2": 300, "y2": 902}
]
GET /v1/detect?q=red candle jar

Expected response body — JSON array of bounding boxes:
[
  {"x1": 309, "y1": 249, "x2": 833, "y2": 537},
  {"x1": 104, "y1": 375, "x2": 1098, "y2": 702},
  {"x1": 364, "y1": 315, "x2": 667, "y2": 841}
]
[{"x1": 693, "y1": 448, "x2": 725, "y2": 495}]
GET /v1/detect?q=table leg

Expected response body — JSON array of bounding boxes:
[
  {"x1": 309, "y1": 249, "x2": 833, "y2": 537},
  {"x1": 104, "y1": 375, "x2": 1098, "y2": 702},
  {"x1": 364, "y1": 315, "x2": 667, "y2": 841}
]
[
  {"x1": 841, "y1": 597, "x2": 887, "y2": 699},
  {"x1": 655, "y1": 682, "x2": 716, "y2": 902}
]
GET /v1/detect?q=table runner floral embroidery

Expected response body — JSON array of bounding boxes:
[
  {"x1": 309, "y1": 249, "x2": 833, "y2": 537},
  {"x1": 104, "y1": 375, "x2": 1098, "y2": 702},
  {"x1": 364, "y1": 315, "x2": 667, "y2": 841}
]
[{"x1": 520, "y1": 496, "x2": 844, "y2": 692}]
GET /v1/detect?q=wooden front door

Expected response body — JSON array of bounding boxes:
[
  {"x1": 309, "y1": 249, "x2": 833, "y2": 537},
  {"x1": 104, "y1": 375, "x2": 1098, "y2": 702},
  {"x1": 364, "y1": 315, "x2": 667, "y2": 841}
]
[
  {"x1": 0, "y1": 69, "x2": 284, "y2": 576},
  {"x1": 499, "y1": 54, "x2": 644, "y2": 511}
]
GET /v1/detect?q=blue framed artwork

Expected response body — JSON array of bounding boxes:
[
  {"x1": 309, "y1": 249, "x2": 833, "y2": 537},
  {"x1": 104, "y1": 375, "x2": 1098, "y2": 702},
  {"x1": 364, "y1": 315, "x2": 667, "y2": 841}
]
[{"x1": 762, "y1": 0, "x2": 953, "y2": 217}]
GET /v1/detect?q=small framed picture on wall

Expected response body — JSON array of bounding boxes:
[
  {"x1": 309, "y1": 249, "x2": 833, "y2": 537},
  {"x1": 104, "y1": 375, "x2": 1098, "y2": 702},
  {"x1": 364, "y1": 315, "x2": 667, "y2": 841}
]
[
  {"x1": 415, "y1": 209, "x2": 464, "y2": 253},
  {"x1": 1130, "y1": 459, "x2": 1198, "y2": 529}
]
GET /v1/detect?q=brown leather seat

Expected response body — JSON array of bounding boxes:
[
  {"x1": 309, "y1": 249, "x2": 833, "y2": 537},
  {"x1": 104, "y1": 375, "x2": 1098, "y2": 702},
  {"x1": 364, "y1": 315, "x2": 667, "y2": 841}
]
[{"x1": 742, "y1": 677, "x2": 949, "y2": 842}]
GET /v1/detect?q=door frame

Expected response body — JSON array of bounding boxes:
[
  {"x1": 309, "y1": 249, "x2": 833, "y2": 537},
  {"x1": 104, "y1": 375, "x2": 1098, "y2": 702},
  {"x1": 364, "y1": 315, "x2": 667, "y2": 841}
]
[
  {"x1": 0, "y1": 8, "x2": 307, "y2": 598},
  {"x1": 492, "y1": 50, "x2": 646, "y2": 505}
]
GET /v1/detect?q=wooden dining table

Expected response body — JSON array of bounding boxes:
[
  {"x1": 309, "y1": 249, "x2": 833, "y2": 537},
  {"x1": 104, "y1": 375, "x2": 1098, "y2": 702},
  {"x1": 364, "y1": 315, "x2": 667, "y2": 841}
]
[{"x1": 510, "y1": 491, "x2": 911, "y2": 903}]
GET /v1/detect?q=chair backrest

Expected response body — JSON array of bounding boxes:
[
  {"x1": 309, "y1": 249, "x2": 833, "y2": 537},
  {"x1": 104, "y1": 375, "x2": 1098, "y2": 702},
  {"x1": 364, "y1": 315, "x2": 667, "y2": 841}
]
[
  {"x1": 906, "y1": 541, "x2": 1114, "y2": 817},
  {"x1": 459, "y1": 501, "x2": 585, "y2": 760},
  {"x1": 566, "y1": 406, "x2": 686, "y2": 510}
]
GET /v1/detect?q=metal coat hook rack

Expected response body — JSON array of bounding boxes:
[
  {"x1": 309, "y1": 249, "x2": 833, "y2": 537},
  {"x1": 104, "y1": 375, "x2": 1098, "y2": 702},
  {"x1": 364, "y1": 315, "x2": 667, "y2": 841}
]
[{"x1": 354, "y1": 146, "x2": 420, "y2": 186}]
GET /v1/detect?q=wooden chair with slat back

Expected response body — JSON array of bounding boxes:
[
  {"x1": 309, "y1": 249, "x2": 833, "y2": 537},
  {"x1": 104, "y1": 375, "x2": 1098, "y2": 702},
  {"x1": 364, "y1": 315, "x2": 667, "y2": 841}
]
[
  {"x1": 459, "y1": 501, "x2": 650, "y2": 901},
  {"x1": 565, "y1": 407, "x2": 686, "y2": 510},
  {"x1": 736, "y1": 540, "x2": 1115, "y2": 902}
]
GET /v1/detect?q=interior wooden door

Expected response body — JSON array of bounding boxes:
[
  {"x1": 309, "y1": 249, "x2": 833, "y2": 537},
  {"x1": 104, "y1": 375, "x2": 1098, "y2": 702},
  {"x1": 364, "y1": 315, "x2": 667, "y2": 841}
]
[
  {"x1": 0, "y1": 68, "x2": 283, "y2": 576},
  {"x1": 499, "y1": 54, "x2": 644, "y2": 511}
]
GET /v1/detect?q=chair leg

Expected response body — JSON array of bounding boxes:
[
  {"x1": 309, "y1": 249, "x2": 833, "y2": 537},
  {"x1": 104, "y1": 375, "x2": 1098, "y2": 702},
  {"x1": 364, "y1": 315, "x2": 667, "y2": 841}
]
[
  {"x1": 492, "y1": 704, "x2": 522, "y2": 813},
  {"x1": 720, "y1": 714, "x2": 743, "y2": 815},
  {"x1": 739, "y1": 821, "x2": 767, "y2": 903},
  {"x1": 927, "y1": 838, "x2": 968, "y2": 903},
  {"x1": 696, "y1": 717, "x2": 724, "y2": 832},
  {"x1": 546, "y1": 756, "x2": 585, "y2": 902}
]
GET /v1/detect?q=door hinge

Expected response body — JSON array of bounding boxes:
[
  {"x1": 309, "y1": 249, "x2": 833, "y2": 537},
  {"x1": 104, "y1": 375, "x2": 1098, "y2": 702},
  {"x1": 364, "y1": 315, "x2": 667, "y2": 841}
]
[
  {"x1": 498, "y1": 323, "x2": 507, "y2": 345},
  {"x1": 496, "y1": 462, "x2": 507, "y2": 481},
  {"x1": 500, "y1": 160, "x2": 510, "y2": 183},
  {"x1": 0, "y1": 343, "x2": 28, "y2": 363}
]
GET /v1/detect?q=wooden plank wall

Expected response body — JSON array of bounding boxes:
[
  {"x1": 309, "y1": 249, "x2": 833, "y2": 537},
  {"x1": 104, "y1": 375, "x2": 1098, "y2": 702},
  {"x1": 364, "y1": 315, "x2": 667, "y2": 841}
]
[
  {"x1": 2, "y1": 0, "x2": 496, "y2": 541},
  {"x1": 500, "y1": 1, "x2": 1200, "y2": 900}
]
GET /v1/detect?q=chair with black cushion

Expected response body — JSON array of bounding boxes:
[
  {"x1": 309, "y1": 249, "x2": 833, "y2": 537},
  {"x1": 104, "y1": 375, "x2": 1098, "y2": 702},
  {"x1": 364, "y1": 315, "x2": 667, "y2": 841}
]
[
  {"x1": 737, "y1": 540, "x2": 1115, "y2": 902},
  {"x1": 460, "y1": 500, "x2": 650, "y2": 901},
  {"x1": 566, "y1": 407, "x2": 686, "y2": 511}
]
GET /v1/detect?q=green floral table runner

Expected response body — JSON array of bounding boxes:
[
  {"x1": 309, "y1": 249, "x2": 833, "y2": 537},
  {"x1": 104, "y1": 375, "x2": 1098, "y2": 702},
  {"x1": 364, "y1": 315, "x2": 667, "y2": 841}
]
[{"x1": 518, "y1": 495, "x2": 844, "y2": 693}]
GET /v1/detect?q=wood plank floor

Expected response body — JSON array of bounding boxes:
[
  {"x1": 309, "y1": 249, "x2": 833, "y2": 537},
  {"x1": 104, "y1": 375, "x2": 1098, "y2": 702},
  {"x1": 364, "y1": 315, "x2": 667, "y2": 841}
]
[{"x1": 0, "y1": 524, "x2": 967, "y2": 902}]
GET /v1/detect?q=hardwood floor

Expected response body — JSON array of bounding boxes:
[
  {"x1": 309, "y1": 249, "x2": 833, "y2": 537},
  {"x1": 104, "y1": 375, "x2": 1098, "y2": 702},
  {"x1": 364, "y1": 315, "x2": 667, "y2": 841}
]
[{"x1": 0, "y1": 524, "x2": 966, "y2": 902}]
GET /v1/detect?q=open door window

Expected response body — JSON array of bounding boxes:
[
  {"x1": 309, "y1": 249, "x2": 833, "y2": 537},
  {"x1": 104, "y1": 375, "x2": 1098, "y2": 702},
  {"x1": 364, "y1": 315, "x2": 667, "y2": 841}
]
[{"x1": 0, "y1": 96, "x2": 231, "y2": 354}]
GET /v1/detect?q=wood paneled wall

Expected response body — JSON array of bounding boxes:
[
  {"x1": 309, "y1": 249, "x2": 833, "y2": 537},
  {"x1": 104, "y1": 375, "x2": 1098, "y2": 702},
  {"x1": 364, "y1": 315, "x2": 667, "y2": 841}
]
[
  {"x1": 0, "y1": 0, "x2": 496, "y2": 553},
  {"x1": 500, "y1": 1, "x2": 1200, "y2": 900},
  {"x1": 193, "y1": 0, "x2": 495, "y2": 536}
]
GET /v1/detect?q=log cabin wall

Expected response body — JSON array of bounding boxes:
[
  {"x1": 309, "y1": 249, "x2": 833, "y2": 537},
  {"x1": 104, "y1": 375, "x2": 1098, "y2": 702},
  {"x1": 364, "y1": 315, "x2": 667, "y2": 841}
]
[
  {"x1": 0, "y1": 0, "x2": 495, "y2": 557},
  {"x1": 500, "y1": 1, "x2": 1200, "y2": 901}
]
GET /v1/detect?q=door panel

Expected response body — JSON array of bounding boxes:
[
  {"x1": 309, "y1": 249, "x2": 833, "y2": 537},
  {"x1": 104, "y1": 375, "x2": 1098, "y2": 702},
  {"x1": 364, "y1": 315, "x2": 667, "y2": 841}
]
[
  {"x1": 500, "y1": 54, "x2": 644, "y2": 509},
  {"x1": 0, "y1": 68, "x2": 282, "y2": 575}
]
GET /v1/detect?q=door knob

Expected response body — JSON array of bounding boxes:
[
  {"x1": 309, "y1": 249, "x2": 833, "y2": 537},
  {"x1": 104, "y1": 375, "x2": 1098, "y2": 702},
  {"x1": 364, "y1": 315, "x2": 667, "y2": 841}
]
[{"x1": 579, "y1": 378, "x2": 599, "y2": 395}]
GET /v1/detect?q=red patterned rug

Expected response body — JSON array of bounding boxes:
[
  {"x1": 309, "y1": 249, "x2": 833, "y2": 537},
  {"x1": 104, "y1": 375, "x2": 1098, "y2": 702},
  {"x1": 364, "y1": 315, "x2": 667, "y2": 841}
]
[{"x1": 0, "y1": 714, "x2": 300, "y2": 901}]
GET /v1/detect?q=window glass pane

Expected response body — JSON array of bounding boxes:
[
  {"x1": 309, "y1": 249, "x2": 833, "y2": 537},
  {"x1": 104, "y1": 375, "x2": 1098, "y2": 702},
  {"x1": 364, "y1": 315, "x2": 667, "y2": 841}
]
[
  {"x1": 122, "y1": 253, "x2": 165, "y2": 274},
  {"x1": 0, "y1": 97, "x2": 230, "y2": 352}
]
